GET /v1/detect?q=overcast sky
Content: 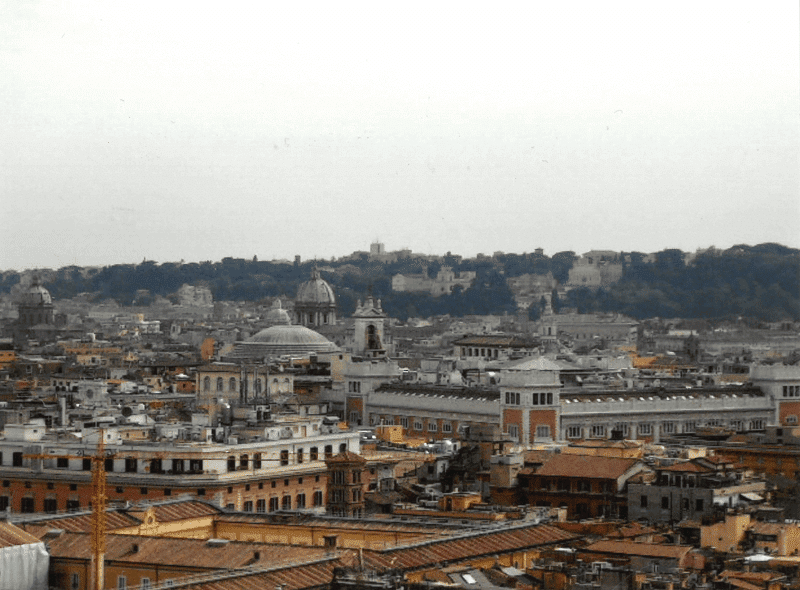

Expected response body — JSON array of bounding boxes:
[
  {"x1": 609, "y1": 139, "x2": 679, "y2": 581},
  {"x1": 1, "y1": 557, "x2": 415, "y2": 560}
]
[{"x1": 2, "y1": 2, "x2": 798, "y2": 270}]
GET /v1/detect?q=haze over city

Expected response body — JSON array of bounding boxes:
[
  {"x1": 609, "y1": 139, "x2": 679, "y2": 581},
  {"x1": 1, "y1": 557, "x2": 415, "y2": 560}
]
[{"x1": 2, "y1": 1, "x2": 798, "y2": 270}]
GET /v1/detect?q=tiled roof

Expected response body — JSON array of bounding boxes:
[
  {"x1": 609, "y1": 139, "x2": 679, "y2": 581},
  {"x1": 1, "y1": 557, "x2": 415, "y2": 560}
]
[
  {"x1": 326, "y1": 451, "x2": 366, "y2": 464},
  {"x1": 142, "y1": 500, "x2": 222, "y2": 522},
  {"x1": 533, "y1": 455, "x2": 641, "y2": 480},
  {"x1": 173, "y1": 558, "x2": 339, "y2": 590},
  {"x1": 659, "y1": 461, "x2": 712, "y2": 473},
  {"x1": 362, "y1": 522, "x2": 578, "y2": 571},
  {"x1": 583, "y1": 540, "x2": 692, "y2": 560},
  {"x1": 0, "y1": 521, "x2": 43, "y2": 548},
  {"x1": 16, "y1": 510, "x2": 140, "y2": 538},
  {"x1": 47, "y1": 532, "x2": 331, "y2": 568}
]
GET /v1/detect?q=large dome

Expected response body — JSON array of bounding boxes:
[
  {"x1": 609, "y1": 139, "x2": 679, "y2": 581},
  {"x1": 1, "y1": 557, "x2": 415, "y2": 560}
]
[
  {"x1": 21, "y1": 280, "x2": 52, "y2": 306},
  {"x1": 226, "y1": 324, "x2": 339, "y2": 360},
  {"x1": 296, "y1": 268, "x2": 335, "y2": 305},
  {"x1": 248, "y1": 324, "x2": 335, "y2": 346}
]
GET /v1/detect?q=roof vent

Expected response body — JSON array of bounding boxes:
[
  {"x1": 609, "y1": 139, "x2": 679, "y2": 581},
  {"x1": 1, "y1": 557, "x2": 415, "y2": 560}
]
[{"x1": 206, "y1": 538, "x2": 230, "y2": 547}]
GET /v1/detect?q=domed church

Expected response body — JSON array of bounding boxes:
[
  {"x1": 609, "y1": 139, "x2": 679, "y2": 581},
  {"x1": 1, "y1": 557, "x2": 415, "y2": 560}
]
[
  {"x1": 294, "y1": 268, "x2": 337, "y2": 328},
  {"x1": 17, "y1": 277, "x2": 54, "y2": 329}
]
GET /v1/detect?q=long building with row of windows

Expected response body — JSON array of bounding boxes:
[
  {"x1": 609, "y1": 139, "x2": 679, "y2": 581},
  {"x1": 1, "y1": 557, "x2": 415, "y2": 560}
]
[{"x1": 344, "y1": 363, "x2": 800, "y2": 446}]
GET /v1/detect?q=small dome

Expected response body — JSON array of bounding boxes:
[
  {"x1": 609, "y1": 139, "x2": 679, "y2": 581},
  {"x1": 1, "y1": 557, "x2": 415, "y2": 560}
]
[
  {"x1": 21, "y1": 280, "x2": 52, "y2": 306},
  {"x1": 264, "y1": 300, "x2": 291, "y2": 326},
  {"x1": 296, "y1": 268, "x2": 336, "y2": 305}
]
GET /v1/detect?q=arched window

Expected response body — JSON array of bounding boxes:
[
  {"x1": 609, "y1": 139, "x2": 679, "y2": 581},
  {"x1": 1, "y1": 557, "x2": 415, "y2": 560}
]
[
  {"x1": 216, "y1": 377, "x2": 223, "y2": 392},
  {"x1": 229, "y1": 377, "x2": 236, "y2": 392},
  {"x1": 255, "y1": 379, "x2": 262, "y2": 394},
  {"x1": 203, "y1": 377, "x2": 211, "y2": 391}
]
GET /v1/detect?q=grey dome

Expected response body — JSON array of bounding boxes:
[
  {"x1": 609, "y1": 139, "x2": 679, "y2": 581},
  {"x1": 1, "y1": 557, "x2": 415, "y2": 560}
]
[
  {"x1": 227, "y1": 324, "x2": 338, "y2": 360},
  {"x1": 264, "y1": 300, "x2": 291, "y2": 326},
  {"x1": 296, "y1": 268, "x2": 336, "y2": 305},
  {"x1": 248, "y1": 324, "x2": 334, "y2": 346},
  {"x1": 21, "y1": 281, "x2": 52, "y2": 306}
]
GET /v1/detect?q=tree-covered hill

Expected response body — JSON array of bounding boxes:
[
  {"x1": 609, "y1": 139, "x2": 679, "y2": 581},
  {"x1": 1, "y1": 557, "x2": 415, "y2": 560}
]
[{"x1": 1, "y1": 244, "x2": 797, "y2": 321}]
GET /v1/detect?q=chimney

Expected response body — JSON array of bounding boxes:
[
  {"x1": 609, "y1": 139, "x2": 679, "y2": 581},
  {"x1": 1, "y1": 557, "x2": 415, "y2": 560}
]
[{"x1": 323, "y1": 535, "x2": 338, "y2": 553}]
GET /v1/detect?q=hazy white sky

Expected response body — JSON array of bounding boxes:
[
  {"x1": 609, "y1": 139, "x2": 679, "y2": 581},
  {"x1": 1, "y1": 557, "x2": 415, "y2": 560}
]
[{"x1": 2, "y1": 2, "x2": 798, "y2": 270}]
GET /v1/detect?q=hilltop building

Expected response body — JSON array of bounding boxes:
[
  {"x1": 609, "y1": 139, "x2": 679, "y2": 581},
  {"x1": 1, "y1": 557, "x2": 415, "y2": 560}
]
[
  {"x1": 566, "y1": 251, "x2": 623, "y2": 289},
  {"x1": 392, "y1": 266, "x2": 476, "y2": 297}
]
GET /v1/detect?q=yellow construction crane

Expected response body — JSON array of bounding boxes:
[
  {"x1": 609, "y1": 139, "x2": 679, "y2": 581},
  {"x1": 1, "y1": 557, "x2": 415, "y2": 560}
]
[{"x1": 26, "y1": 428, "x2": 111, "y2": 590}]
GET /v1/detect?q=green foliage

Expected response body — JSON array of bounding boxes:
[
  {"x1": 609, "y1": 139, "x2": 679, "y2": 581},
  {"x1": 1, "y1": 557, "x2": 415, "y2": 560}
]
[{"x1": 6, "y1": 244, "x2": 797, "y2": 321}]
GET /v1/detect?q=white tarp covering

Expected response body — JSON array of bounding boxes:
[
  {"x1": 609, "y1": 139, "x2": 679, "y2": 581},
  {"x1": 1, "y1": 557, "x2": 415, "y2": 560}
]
[{"x1": 0, "y1": 542, "x2": 49, "y2": 590}]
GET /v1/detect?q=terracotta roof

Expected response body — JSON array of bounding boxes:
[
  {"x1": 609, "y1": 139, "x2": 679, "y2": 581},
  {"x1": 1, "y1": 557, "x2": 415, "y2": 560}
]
[
  {"x1": 139, "y1": 500, "x2": 222, "y2": 523},
  {"x1": 16, "y1": 510, "x2": 140, "y2": 538},
  {"x1": 362, "y1": 522, "x2": 578, "y2": 571},
  {"x1": 174, "y1": 558, "x2": 339, "y2": 590},
  {"x1": 659, "y1": 461, "x2": 712, "y2": 473},
  {"x1": 0, "y1": 521, "x2": 43, "y2": 548},
  {"x1": 607, "y1": 523, "x2": 657, "y2": 539},
  {"x1": 583, "y1": 540, "x2": 692, "y2": 560},
  {"x1": 534, "y1": 455, "x2": 641, "y2": 480},
  {"x1": 326, "y1": 451, "x2": 366, "y2": 464},
  {"x1": 47, "y1": 532, "x2": 331, "y2": 568}
]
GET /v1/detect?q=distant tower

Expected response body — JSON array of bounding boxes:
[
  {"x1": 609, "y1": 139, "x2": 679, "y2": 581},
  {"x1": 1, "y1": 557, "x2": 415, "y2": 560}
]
[
  {"x1": 352, "y1": 297, "x2": 387, "y2": 358},
  {"x1": 294, "y1": 268, "x2": 337, "y2": 327},
  {"x1": 369, "y1": 241, "x2": 385, "y2": 258}
]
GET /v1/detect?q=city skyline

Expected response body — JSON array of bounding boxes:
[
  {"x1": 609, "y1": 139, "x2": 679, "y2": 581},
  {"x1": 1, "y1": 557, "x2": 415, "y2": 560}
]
[{"x1": 2, "y1": 2, "x2": 798, "y2": 270}]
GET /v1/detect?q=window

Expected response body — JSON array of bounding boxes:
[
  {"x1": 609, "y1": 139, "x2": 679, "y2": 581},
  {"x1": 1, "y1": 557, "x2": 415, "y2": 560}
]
[
  {"x1": 243, "y1": 501, "x2": 253, "y2": 512},
  {"x1": 227, "y1": 456, "x2": 236, "y2": 472},
  {"x1": 313, "y1": 490, "x2": 323, "y2": 506},
  {"x1": 324, "y1": 445, "x2": 333, "y2": 458},
  {"x1": 567, "y1": 426, "x2": 582, "y2": 439},
  {"x1": 638, "y1": 423, "x2": 652, "y2": 436},
  {"x1": 257, "y1": 499, "x2": 266, "y2": 513},
  {"x1": 71, "y1": 573, "x2": 80, "y2": 590},
  {"x1": 282, "y1": 495, "x2": 291, "y2": 510},
  {"x1": 172, "y1": 459, "x2": 184, "y2": 474},
  {"x1": 203, "y1": 376, "x2": 211, "y2": 391},
  {"x1": 661, "y1": 496, "x2": 669, "y2": 509},
  {"x1": 44, "y1": 498, "x2": 57, "y2": 513},
  {"x1": 296, "y1": 493, "x2": 306, "y2": 509},
  {"x1": 280, "y1": 450, "x2": 289, "y2": 466},
  {"x1": 83, "y1": 458, "x2": 92, "y2": 471},
  {"x1": 788, "y1": 415, "x2": 799, "y2": 426},
  {"x1": 269, "y1": 497, "x2": 279, "y2": 512},
  {"x1": 0, "y1": 497, "x2": 8, "y2": 511},
  {"x1": 576, "y1": 480, "x2": 591, "y2": 492},
  {"x1": 749, "y1": 419, "x2": 765, "y2": 431},
  {"x1": 661, "y1": 422, "x2": 675, "y2": 434},
  {"x1": 141, "y1": 579, "x2": 151, "y2": 590},
  {"x1": 427, "y1": 422, "x2": 437, "y2": 432},
  {"x1": 297, "y1": 449, "x2": 304, "y2": 464},
  {"x1": 310, "y1": 447, "x2": 318, "y2": 461},
  {"x1": 536, "y1": 425, "x2": 551, "y2": 439},
  {"x1": 57, "y1": 457, "x2": 69, "y2": 468},
  {"x1": 399, "y1": 417, "x2": 409, "y2": 429},
  {"x1": 21, "y1": 497, "x2": 35, "y2": 513},
  {"x1": 104, "y1": 457, "x2": 114, "y2": 472},
  {"x1": 349, "y1": 411, "x2": 360, "y2": 424},
  {"x1": 442, "y1": 423, "x2": 452, "y2": 433},
  {"x1": 695, "y1": 499, "x2": 704, "y2": 511},
  {"x1": 590, "y1": 425, "x2": 606, "y2": 439},
  {"x1": 125, "y1": 458, "x2": 137, "y2": 473},
  {"x1": 613, "y1": 422, "x2": 629, "y2": 437},
  {"x1": 339, "y1": 443, "x2": 347, "y2": 453},
  {"x1": 12, "y1": 452, "x2": 23, "y2": 467},
  {"x1": 216, "y1": 377, "x2": 224, "y2": 392},
  {"x1": 164, "y1": 488, "x2": 171, "y2": 496},
  {"x1": 640, "y1": 495, "x2": 648, "y2": 508},
  {"x1": 229, "y1": 377, "x2": 237, "y2": 392},
  {"x1": 190, "y1": 459, "x2": 203, "y2": 472},
  {"x1": 413, "y1": 420, "x2": 423, "y2": 431},
  {"x1": 240, "y1": 455, "x2": 249, "y2": 470},
  {"x1": 117, "y1": 575, "x2": 127, "y2": 590},
  {"x1": 505, "y1": 391, "x2": 521, "y2": 405},
  {"x1": 684, "y1": 421, "x2": 696, "y2": 433},
  {"x1": 507, "y1": 424, "x2": 519, "y2": 440}
]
